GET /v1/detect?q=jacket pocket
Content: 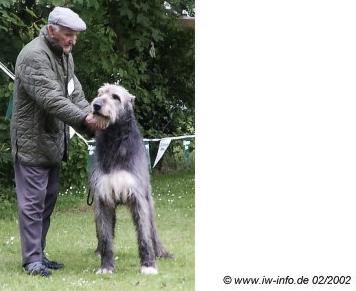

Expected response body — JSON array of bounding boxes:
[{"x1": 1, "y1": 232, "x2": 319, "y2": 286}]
[{"x1": 38, "y1": 133, "x2": 63, "y2": 163}]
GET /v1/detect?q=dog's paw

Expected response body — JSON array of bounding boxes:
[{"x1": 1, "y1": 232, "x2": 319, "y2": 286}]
[
  {"x1": 96, "y1": 267, "x2": 114, "y2": 275},
  {"x1": 140, "y1": 266, "x2": 158, "y2": 275}
]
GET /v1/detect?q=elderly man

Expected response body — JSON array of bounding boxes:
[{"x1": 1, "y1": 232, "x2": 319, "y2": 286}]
[{"x1": 10, "y1": 7, "x2": 102, "y2": 277}]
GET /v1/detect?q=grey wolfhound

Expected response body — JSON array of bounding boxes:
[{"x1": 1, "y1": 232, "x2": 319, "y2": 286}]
[{"x1": 90, "y1": 83, "x2": 171, "y2": 275}]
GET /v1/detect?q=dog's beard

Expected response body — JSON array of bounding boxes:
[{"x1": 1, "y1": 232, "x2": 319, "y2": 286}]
[{"x1": 93, "y1": 113, "x2": 110, "y2": 128}]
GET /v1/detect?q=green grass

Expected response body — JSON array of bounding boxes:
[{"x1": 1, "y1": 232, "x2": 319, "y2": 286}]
[{"x1": 0, "y1": 171, "x2": 194, "y2": 291}]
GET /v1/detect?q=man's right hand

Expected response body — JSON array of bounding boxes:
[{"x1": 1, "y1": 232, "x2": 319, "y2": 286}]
[{"x1": 84, "y1": 113, "x2": 108, "y2": 132}]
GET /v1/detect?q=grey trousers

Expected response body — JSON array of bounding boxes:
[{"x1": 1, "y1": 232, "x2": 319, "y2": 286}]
[{"x1": 14, "y1": 160, "x2": 60, "y2": 266}]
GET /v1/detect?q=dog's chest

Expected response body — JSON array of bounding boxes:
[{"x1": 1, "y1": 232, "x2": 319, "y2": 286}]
[{"x1": 96, "y1": 170, "x2": 136, "y2": 204}]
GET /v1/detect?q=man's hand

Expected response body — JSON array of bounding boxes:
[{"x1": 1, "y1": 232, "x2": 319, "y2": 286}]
[{"x1": 84, "y1": 113, "x2": 109, "y2": 132}]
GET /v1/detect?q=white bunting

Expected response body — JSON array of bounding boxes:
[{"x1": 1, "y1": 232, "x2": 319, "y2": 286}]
[
  {"x1": 144, "y1": 141, "x2": 151, "y2": 169},
  {"x1": 153, "y1": 138, "x2": 172, "y2": 168},
  {"x1": 69, "y1": 126, "x2": 75, "y2": 139},
  {"x1": 183, "y1": 140, "x2": 191, "y2": 149},
  {"x1": 88, "y1": 146, "x2": 95, "y2": 156}
]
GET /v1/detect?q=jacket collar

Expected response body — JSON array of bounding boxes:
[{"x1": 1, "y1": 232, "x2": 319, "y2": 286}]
[{"x1": 40, "y1": 25, "x2": 66, "y2": 57}]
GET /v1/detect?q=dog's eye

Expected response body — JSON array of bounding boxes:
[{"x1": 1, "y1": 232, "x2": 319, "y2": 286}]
[{"x1": 112, "y1": 94, "x2": 121, "y2": 102}]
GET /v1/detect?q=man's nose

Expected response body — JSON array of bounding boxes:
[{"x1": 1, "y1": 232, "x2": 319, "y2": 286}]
[{"x1": 68, "y1": 36, "x2": 77, "y2": 45}]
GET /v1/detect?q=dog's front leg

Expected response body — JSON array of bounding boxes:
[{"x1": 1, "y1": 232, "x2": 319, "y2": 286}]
[
  {"x1": 95, "y1": 199, "x2": 116, "y2": 274},
  {"x1": 130, "y1": 194, "x2": 157, "y2": 275}
]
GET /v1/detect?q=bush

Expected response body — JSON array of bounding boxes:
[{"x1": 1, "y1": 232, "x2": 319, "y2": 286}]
[
  {"x1": 0, "y1": 187, "x2": 17, "y2": 220},
  {"x1": 60, "y1": 136, "x2": 89, "y2": 197},
  {"x1": 0, "y1": 81, "x2": 14, "y2": 188},
  {"x1": 150, "y1": 139, "x2": 195, "y2": 173}
]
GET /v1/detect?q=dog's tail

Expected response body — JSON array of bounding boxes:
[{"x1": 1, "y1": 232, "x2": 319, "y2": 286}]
[{"x1": 152, "y1": 226, "x2": 174, "y2": 259}]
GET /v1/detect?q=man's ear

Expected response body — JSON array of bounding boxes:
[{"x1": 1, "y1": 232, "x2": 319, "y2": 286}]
[{"x1": 47, "y1": 24, "x2": 54, "y2": 36}]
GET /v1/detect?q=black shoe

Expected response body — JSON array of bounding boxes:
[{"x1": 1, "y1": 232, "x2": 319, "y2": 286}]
[
  {"x1": 24, "y1": 261, "x2": 52, "y2": 277},
  {"x1": 42, "y1": 256, "x2": 64, "y2": 270}
]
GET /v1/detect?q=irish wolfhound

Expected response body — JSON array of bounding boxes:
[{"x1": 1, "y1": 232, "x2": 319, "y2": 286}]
[{"x1": 90, "y1": 83, "x2": 171, "y2": 275}]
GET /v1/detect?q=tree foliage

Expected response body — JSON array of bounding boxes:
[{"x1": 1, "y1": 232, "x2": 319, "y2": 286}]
[
  {"x1": 0, "y1": 0, "x2": 194, "y2": 189},
  {"x1": 0, "y1": 0, "x2": 194, "y2": 135}
]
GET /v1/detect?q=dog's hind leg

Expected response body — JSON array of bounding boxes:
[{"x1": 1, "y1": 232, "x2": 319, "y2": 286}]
[
  {"x1": 147, "y1": 194, "x2": 173, "y2": 259},
  {"x1": 95, "y1": 199, "x2": 116, "y2": 274},
  {"x1": 129, "y1": 194, "x2": 157, "y2": 275}
]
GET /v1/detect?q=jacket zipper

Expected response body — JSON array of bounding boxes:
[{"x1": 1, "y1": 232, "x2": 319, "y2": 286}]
[{"x1": 62, "y1": 55, "x2": 69, "y2": 161}]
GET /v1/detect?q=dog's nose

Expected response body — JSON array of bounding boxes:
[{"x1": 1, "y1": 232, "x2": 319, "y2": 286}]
[{"x1": 93, "y1": 103, "x2": 101, "y2": 112}]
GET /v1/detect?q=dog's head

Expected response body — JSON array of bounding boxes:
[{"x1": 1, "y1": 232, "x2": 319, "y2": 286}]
[{"x1": 91, "y1": 83, "x2": 136, "y2": 125}]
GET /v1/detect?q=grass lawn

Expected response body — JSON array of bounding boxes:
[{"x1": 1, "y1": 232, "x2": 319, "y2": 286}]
[{"x1": 0, "y1": 171, "x2": 194, "y2": 291}]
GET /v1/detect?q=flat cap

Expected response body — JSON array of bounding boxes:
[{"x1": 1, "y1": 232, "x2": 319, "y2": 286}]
[{"x1": 48, "y1": 7, "x2": 86, "y2": 32}]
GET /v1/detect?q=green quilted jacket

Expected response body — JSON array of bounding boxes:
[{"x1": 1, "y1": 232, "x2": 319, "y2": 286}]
[{"x1": 10, "y1": 26, "x2": 90, "y2": 166}]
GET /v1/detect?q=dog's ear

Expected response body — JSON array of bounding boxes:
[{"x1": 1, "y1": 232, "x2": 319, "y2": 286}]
[
  {"x1": 128, "y1": 93, "x2": 136, "y2": 104},
  {"x1": 98, "y1": 84, "x2": 108, "y2": 96}
]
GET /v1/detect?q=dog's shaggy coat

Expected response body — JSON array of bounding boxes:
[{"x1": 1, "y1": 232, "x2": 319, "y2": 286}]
[{"x1": 90, "y1": 84, "x2": 171, "y2": 275}]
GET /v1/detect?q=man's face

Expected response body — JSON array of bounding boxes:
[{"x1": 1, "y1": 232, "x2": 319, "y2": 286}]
[{"x1": 50, "y1": 25, "x2": 79, "y2": 54}]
